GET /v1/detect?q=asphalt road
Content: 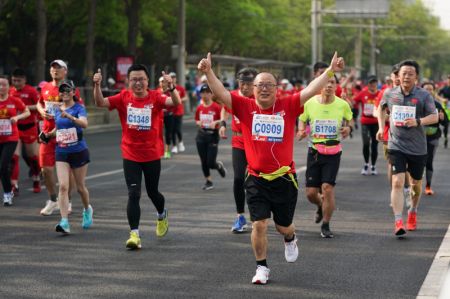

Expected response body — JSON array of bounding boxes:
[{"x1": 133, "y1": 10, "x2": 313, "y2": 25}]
[{"x1": 1, "y1": 120, "x2": 449, "y2": 299}]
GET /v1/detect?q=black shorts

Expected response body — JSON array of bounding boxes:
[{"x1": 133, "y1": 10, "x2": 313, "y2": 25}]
[
  {"x1": 245, "y1": 174, "x2": 298, "y2": 227},
  {"x1": 388, "y1": 150, "x2": 426, "y2": 180},
  {"x1": 56, "y1": 149, "x2": 90, "y2": 169},
  {"x1": 305, "y1": 149, "x2": 341, "y2": 188}
]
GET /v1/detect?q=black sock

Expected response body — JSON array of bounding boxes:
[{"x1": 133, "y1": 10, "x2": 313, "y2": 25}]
[
  {"x1": 321, "y1": 222, "x2": 330, "y2": 229},
  {"x1": 256, "y1": 259, "x2": 267, "y2": 267},
  {"x1": 284, "y1": 234, "x2": 295, "y2": 243},
  {"x1": 50, "y1": 194, "x2": 57, "y2": 202}
]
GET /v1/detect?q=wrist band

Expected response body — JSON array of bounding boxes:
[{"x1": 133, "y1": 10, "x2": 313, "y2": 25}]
[
  {"x1": 220, "y1": 120, "x2": 227, "y2": 128},
  {"x1": 326, "y1": 70, "x2": 335, "y2": 78}
]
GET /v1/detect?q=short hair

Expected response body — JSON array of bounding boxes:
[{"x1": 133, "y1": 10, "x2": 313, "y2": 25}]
[
  {"x1": 313, "y1": 62, "x2": 329, "y2": 73},
  {"x1": 12, "y1": 68, "x2": 26, "y2": 78},
  {"x1": 127, "y1": 64, "x2": 150, "y2": 79},
  {"x1": 0, "y1": 74, "x2": 9, "y2": 80},
  {"x1": 237, "y1": 67, "x2": 258, "y2": 78},
  {"x1": 398, "y1": 60, "x2": 420, "y2": 75},
  {"x1": 391, "y1": 64, "x2": 400, "y2": 75},
  {"x1": 421, "y1": 81, "x2": 435, "y2": 90}
]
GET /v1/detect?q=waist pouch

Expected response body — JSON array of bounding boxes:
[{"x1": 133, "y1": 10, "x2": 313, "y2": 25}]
[{"x1": 314, "y1": 140, "x2": 341, "y2": 155}]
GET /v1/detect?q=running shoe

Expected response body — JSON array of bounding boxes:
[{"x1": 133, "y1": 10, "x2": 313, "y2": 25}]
[
  {"x1": 156, "y1": 209, "x2": 169, "y2": 237},
  {"x1": 407, "y1": 211, "x2": 417, "y2": 231},
  {"x1": 394, "y1": 219, "x2": 406, "y2": 236},
  {"x1": 32, "y1": 181, "x2": 41, "y2": 193},
  {"x1": 252, "y1": 265, "x2": 270, "y2": 285},
  {"x1": 163, "y1": 151, "x2": 171, "y2": 159},
  {"x1": 425, "y1": 186, "x2": 434, "y2": 196},
  {"x1": 284, "y1": 236, "x2": 298, "y2": 262},
  {"x1": 202, "y1": 180, "x2": 214, "y2": 191},
  {"x1": 40, "y1": 200, "x2": 59, "y2": 216},
  {"x1": 82, "y1": 205, "x2": 94, "y2": 229},
  {"x1": 360, "y1": 164, "x2": 369, "y2": 175},
  {"x1": 216, "y1": 161, "x2": 227, "y2": 178},
  {"x1": 231, "y1": 214, "x2": 248, "y2": 233},
  {"x1": 3, "y1": 192, "x2": 13, "y2": 206},
  {"x1": 370, "y1": 165, "x2": 378, "y2": 175},
  {"x1": 55, "y1": 218, "x2": 70, "y2": 234},
  {"x1": 178, "y1": 142, "x2": 185, "y2": 152},
  {"x1": 315, "y1": 205, "x2": 323, "y2": 223},
  {"x1": 126, "y1": 231, "x2": 141, "y2": 249},
  {"x1": 12, "y1": 185, "x2": 19, "y2": 197},
  {"x1": 321, "y1": 222, "x2": 334, "y2": 238},
  {"x1": 171, "y1": 146, "x2": 178, "y2": 154}
]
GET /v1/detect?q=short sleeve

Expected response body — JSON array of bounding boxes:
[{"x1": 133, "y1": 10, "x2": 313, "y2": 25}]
[
  {"x1": 13, "y1": 97, "x2": 26, "y2": 111},
  {"x1": 423, "y1": 93, "x2": 437, "y2": 116},
  {"x1": 343, "y1": 101, "x2": 353, "y2": 121},
  {"x1": 77, "y1": 104, "x2": 87, "y2": 118},
  {"x1": 299, "y1": 102, "x2": 309, "y2": 122},
  {"x1": 107, "y1": 92, "x2": 123, "y2": 111}
]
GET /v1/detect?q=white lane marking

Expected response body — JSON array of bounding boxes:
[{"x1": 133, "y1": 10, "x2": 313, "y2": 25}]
[
  {"x1": 417, "y1": 224, "x2": 450, "y2": 299},
  {"x1": 296, "y1": 166, "x2": 307, "y2": 174}
]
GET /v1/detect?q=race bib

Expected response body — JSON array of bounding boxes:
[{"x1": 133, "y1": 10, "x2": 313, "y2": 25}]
[
  {"x1": 251, "y1": 114, "x2": 284, "y2": 142},
  {"x1": 56, "y1": 127, "x2": 78, "y2": 146},
  {"x1": 200, "y1": 113, "x2": 214, "y2": 128},
  {"x1": 127, "y1": 106, "x2": 151, "y2": 130},
  {"x1": 0, "y1": 119, "x2": 12, "y2": 135},
  {"x1": 313, "y1": 119, "x2": 338, "y2": 139},
  {"x1": 392, "y1": 105, "x2": 416, "y2": 126},
  {"x1": 45, "y1": 102, "x2": 60, "y2": 116},
  {"x1": 363, "y1": 103, "x2": 374, "y2": 116}
]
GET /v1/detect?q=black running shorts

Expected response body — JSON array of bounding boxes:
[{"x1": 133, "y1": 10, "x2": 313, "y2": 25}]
[
  {"x1": 388, "y1": 149, "x2": 427, "y2": 180},
  {"x1": 305, "y1": 149, "x2": 341, "y2": 188},
  {"x1": 56, "y1": 149, "x2": 90, "y2": 169}
]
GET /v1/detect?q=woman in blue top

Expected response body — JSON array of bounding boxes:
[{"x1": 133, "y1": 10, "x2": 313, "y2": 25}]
[{"x1": 52, "y1": 80, "x2": 92, "y2": 234}]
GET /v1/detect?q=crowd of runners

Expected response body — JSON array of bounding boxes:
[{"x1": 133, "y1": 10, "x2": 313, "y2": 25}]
[{"x1": 0, "y1": 53, "x2": 449, "y2": 285}]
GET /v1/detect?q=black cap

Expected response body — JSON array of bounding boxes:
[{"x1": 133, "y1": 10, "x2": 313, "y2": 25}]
[
  {"x1": 237, "y1": 67, "x2": 258, "y2": 82},
  {"x1": 199, "y1": 84, "x2": 211, "y2": 93},
  {"x1": 367, "y1": 75, "x2": 378, "y2": 83},
  {"x1": 58, "y1": 80, "x2": 75, "y2": 92}
]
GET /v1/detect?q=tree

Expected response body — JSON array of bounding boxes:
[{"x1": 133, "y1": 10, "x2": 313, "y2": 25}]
[{"x1": 35, "y1": 0, "x2": 47, "y2": 83}]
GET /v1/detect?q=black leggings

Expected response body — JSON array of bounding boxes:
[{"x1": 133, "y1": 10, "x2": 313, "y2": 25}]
[
  {"x1": 232, "y1": 147, "x2": 247, "y2": 214},
  {"x1": 196, "y1": 131, "x2": 219, "y2": 178},
  {"x1": 172, "y1": 115, "x2": 183, "y2": 144},
  {"x1": 0, "y1": 142, "x2": 17, "y2": 193},
  {"x1": 123, "y1": 159, "x2": 165, "y2": 230},
  {"x1": 164, "y1": 113, "x2": 174, "y2": 146},
  {"x1": 425, "y1": 140, "x2": 439, "y2": 187},
  {"x1": 361, "y1": 124, "x2": 379, "y2": 165}
]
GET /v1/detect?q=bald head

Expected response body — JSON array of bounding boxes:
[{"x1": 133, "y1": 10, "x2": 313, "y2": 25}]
[{"x1": 254, "y1": 72, "x2": 277, "y2": 85}]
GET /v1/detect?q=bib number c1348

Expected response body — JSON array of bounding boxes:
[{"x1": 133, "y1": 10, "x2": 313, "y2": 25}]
[{"x1": 127, "y1": 106, "x2": 151, "y2": 130}]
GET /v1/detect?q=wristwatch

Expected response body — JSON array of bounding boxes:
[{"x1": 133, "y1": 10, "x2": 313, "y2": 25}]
[{"x1": 416, "y1": 118, "x2": 421, "y2": 126}]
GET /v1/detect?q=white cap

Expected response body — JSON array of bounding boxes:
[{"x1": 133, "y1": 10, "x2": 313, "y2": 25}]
[
  {"x1": 159, "y1": 76, "x2": 164, "y2": 82},
  {"x1": 281, "y1": 79, "x2": 289, "y2": 84},
  {"x1": 50, "y1": 59, "x2": 68, "y2": 70}
]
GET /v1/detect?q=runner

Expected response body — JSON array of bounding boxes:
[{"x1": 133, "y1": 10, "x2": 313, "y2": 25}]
[
  {"x1": 438, "y1": 75, "x2": 450, "y2": 148},
  {"x1": 0, "y1": 75, "x2": 30, "y2": 206},
  {"x1": 422, "y1": 82, "x2": 448, "y2": 195},
  {"x1": 353, "y1": 75, "x2": 380, "y2": 175},
  {"x1": 219, "y1": 67, "x2": 258, "y2": 233},
  {"x1": 51, "y1": 80, "x2": 92, "y2": 233},
  {"x1": 93, "y1": 64, "x2": 180, "y2": 249},
  {"x1": 159, "y1": 76, "x2": 174, "y2": 159},
  {"x1": 198, "y1": 52, "x2": 344, "y2": 284},
  {"x1": 298, "y1": 74, "x2": 353, "y2": 238},
  {"x1": 195, "y1": 84, "x2": 226, "y2": 190},
  {"x1": 9, "y1": 68, "x2": 41, "y2": 194},
  {"x1": 377, "y1": 60, "x2": 438, "y2": 237},
  {"x1": 169, "y1": 72, "x2": 187, "y2": 154}
]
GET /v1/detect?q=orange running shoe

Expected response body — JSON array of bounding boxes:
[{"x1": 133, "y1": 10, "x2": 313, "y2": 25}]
[
  {"x1": 425, "y1": 186, "x2": 434, "y2": 196},
  {"x1": 407, "y1": 212, "x2": 417, "y2": 231},
  {"x1": 394, "y1": 219, "x2": 406, "y2": 236}
]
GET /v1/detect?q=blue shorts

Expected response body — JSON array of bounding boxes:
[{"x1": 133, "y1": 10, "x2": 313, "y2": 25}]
[{"x1": 56, "y1": 149, "x2": 90, "y2": 169}]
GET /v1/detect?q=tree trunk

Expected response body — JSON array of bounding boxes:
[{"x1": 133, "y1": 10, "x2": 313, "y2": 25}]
[
  {"x1": 84, "y1": 0, "x2": 97, "y2": 104},
  {"x1": 125, "y1": 0, "x2": 140, "y2": 58},
  {"x1": 35, "y1": 0, "x2": 47, "y2": 84}
]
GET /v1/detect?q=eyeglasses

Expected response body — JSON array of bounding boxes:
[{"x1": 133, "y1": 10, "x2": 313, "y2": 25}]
[
  {"x1": 254, "y1": 83, "x2": 277, "y2": 90},
  {"x1": 130, "y1": 77, "x2": 148, "y2": 83}
]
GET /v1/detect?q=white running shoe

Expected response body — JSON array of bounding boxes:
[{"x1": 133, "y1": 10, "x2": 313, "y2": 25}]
[
  {"x1": 252, "y1": 265, "x2": 270, "y2": 285},
  {"x1": 40, "y1": 200, "x2": 59, "y2": 216},
  {"x1": 361, "y1": 164, "x2": 369, "y2": 175},
  {"x1": 171, "y1": 146, "x2": 178, "y2": 154},
  {"x1": 3, "y1": 192, "x2": 13, "y2": 206},
  {"x1": 370, "y1": 165, "x2": 378, "y2": 175},
  {"x1": 178, "y1": 141, "x2": 185, "y2": 152},
  {"x1": 284, "y1": 236, "x2": 298, "y2": 263}
]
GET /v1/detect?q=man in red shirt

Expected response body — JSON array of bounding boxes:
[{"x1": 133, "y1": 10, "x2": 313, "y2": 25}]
[
  {"x1": 353, "y1": 75, "x2": 380, "y2": 175},
  {"x1": 198, "y1": 52, "x2": 344, "y2": 285},
  {"x1": 93, "y1": 64, "x2": 180, "y2": 250},
  {"x1": 9, "y1": 68, "x2": 41, "y2": 194}
]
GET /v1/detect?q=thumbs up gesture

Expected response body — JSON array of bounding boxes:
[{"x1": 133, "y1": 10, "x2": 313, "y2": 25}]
[
  {"x1": 93, "y1": 68, "x2": 102, "y2": 85},
  {"x1": 198, "y1": 52, "x2": 212, "y2": 73}
]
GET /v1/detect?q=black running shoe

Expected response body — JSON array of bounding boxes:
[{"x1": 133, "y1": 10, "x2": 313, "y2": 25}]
[
  {"x1": 315, "y1": 205, "x2": 323, "y2": 223},
  {"x1": 216, "y1": 161, "x2": 227, "y2": 178},
  {"x1": 202, "y1": 180, "x2": 214, "y2": 191},
  {"x1": 321, "y1": 222, "x2": 334, "y2": 238}
]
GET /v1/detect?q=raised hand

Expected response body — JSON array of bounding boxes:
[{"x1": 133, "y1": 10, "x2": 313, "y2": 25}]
[
  {"x1": 330, "y1": 52, "x2": 345, "y2": 73},
  {"x1": 93, "y1": 68, "x2": 102, "y2": 85},
  {"x1": 197, "y1": 52, "x2": 212, "y2": 73}
]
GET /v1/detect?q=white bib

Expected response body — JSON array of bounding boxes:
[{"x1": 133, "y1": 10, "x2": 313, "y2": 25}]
[
  {"x1": 363, "y1": 103, "x2": 374, "y2": 116},
  {"x1": 0, "y1": 119, "x2": 12, "y2": 135},
  {"x1": 392, "y1": 105, "x2": 416, "y2": 126},
  {"x1": 200, "y1": 113, "x2": 214, "y2": 128},
  {"x1": 45, "y1": 102, "x2": 60, "y2": 116},
  {"x1": 251, "y1": 114, "x2": 284, "y2": 142},
  {"x1": 313, "y1": 119, "x2": 338, "y2": 139},
  {"x1": 127, "y1": 106, "x2": 151, "y2": 129},
  {"x1": 56, "y1": 127, "x2": 78, "y2": 146}
]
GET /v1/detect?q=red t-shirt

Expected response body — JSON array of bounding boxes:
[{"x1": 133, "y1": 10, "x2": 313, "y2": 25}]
[
  {"x1": 195, "y1": 101, "x2": 222, "y2": 129},
  {"x1": 225, "y1": 90, "x2": 255, "y2": 150},
  {"x1": 108, "y1": 89, "x2": 168, "y2": 162},
  {"x1": 277, "y1": 89, "x2": 294, "y2": 97},
  {"x1": 0, "y1": 96, "x2": 27, "y2": 142},
  {"x1": 9, "y1": 85, "x2": 39, "y2": 125},
  {"x1": 231, "y1": 92, "x2": 302, "y2": 176},
  {"x1": 173, "y1": 85, "x2": 186, "y2": 116},
  {"x1": 39, "y1": 82, "x2": 60, "y2": 133},
  {"x1": 353, "y1": 87, "x2": 379, "y2": 125}
]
